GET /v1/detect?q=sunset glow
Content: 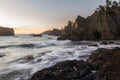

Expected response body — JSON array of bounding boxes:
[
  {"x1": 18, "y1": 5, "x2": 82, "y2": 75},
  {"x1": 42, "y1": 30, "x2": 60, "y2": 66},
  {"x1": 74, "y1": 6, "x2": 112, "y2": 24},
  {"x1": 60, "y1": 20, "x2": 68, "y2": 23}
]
[
  {"x1": 14, "y1": 26, "x2": 62, "y2": 34},
  {"x1": 14, "y1": 27, "x2": 44, "y2": 34},
  {"x1": 0, "y1": 0, "x2": 107, "y2": 34}
]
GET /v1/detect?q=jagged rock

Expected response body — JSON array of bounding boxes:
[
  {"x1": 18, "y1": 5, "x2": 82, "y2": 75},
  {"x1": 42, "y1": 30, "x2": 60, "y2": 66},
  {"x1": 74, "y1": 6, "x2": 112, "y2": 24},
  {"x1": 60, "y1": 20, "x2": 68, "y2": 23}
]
[
  {"x1": 100, "y1": 41, "x2": 114, "y2": 45},
  {"x1": 25, "y1": 55, "x2": 34, "y2": 60},
  {"x1": 31, "y1": 34, "x2": 42, "y2": 37},
  {"x1": 58, "y1": 6, "x2": 120, "y2": 41},
  {"x1": 31, "y1": 60, "x2": 92, "y2": 80},
  {"x1": 100, "y1": 41, "x2": 109, "y2": 45},
  {"x1": 0, "y1": 27, "x2": 14, "y2": 36},
  {"x1": 87, "y1": 48, "x2": 119, "y2": 70},
  {"x1": 88, "y1": 44, "x2": 98, "y2": 47},
  {"x1": 87, "y1": 47, "x2": 120, "y2": 80},
  {"x1": 0, "y1": 54, "x2": 5, "y2": 58},
  {"x1": 81, "y1": 72, "x2": 97, "y2": 80}
]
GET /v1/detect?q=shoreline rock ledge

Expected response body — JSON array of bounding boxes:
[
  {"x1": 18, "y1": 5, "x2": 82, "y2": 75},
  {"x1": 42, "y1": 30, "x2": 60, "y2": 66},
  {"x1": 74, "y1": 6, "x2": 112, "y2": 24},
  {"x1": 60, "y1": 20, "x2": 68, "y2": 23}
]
[
  {"x1": 31, "y1": 47, "x2": 120, "y2": 80},
  {"x1": 0, "y1": 27, "x2": 15, "y2": 36}
]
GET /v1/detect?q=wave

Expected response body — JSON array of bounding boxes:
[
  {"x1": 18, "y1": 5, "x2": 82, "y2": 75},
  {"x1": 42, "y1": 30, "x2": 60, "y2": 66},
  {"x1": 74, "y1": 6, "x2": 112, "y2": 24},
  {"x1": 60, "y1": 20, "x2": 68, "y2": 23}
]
[
  {"x1": 0, "y1": 40, "x2": 72, "y2": 49},
  {"x1": 0, "y1": 44, "x2": 34, "y2": 49},
  {"x1": 0, "y1": 40, "x2": 120, "y2": 80},
  {"x1": 0, "y1": 43, "x2": 55, "y2": 49}
]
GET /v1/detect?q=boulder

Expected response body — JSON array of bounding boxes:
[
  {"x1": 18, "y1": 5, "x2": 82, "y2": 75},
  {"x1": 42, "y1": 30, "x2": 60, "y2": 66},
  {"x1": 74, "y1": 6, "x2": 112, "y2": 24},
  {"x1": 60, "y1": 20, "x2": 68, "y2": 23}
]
[
  {"x1": 31, "y1": 60, "x2": 92, "y2": 80},
  {"x1": 25, "y1": 55, "x2": 34, "y2": 60},
  {"x1": 87, "y1": 48, "x2": 119, "y2": 70},
  {"x1": 100, "y1": 41, "x2": 114, "y2": 45},
  {"x1": 0, "y1": 54, "x2": 5, "y2": 58},
  {"x1": 88, "y1": 44, "x2": 98, "y2": 47},
  {"x1": 87, "y1": 47, "x2": 120, "y2": 80},
  {"x1": 31, "y1": 34, "x2": 42, "y2": 37}
]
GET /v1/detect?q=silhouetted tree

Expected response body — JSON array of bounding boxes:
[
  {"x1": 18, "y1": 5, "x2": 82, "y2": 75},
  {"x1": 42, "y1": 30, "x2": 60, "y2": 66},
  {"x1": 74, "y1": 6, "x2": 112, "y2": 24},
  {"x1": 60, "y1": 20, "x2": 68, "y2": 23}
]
[
  {"x1": 112, "y1": 1, "x2": 118, "y2": 7},
  {"x1": 64, "y1": 21, "x2": 73, "y2": 30},
  {"x1": 99, "y1": 5, "x2": 105, "y2": 10},
  {"x1": 106, "y1": 0, "x2": 112, "y2": 7},
  {"x1": 118, "y1": 1, "x2": 119, "y2": 6},
  {"x1": 96, "y1": 8, "x2": 100, "y2": 11},
  {"x1": 105, "y1": 0, "x2": 112, "y2": 11},
  {"x1": 68, "y1": 21, "x2": 73, "y2": 27}
]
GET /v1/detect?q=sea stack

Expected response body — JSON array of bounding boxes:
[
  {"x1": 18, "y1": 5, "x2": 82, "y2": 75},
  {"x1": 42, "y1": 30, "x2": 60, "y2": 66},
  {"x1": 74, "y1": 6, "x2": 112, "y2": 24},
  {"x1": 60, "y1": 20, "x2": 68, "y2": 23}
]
[{"x1": 0, "y1": 27, "x2": 15, "y2": 36}]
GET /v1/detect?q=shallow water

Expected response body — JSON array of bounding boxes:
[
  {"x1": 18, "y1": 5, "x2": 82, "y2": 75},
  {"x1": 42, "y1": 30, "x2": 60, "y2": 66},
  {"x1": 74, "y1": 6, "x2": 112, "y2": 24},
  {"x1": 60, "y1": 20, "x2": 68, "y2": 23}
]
[{"x1": 0, "y1": 35, "x2": 119, "y2": 80}]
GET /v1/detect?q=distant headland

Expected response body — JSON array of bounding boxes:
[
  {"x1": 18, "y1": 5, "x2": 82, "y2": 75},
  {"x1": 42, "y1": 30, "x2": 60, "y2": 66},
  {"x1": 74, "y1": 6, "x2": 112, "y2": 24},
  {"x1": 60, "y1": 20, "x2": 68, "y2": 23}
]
[{"x1": 0, "y1": 27, "x2": 15, "y2": 36}]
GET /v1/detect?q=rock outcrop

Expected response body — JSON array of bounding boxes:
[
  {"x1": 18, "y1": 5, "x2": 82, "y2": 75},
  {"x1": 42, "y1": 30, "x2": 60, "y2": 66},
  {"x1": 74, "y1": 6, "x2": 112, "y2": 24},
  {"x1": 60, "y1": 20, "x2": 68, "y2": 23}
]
[
  {"x1": 41, "y1": 29, "x2": 62, "y2": 36},
  {"x1": 31, "y1": 34, "x2": 42, "y2": 37},
  {"x1": 31, "y1": 47, "x2": 120, "y2": 80},
  {"x1": 0, "y1": 27, "x2": 15, "y2": 36},
  {"x1": 0, "y1": 54, "x2": 5, "y2": 58},
  {"x1": 31, "y1": 60, "x2": 92, "y2": 80},
  {"x1": 58, "y1": 4, "x2": 120, "y2": 40},
  {"x1": 87, "y1": 47, "x2": 120, "y2": 80}
]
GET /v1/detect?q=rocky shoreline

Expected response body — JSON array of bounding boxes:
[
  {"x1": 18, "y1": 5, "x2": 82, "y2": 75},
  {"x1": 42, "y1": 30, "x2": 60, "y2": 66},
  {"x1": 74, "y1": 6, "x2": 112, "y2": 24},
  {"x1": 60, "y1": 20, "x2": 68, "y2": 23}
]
[
  {"x1": 31, "y1": 47, "x2": 120, "y2": 80},
  {"x1": 27, "y1": 1, "x2": 120, "y2": 79}
]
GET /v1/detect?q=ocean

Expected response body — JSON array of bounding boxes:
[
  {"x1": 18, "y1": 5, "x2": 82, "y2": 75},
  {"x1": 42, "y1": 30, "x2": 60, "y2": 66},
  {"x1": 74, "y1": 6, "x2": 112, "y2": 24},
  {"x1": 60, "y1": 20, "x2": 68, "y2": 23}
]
[{"x1": 0, "y1": 35, "x2": 119, "y2": 80}]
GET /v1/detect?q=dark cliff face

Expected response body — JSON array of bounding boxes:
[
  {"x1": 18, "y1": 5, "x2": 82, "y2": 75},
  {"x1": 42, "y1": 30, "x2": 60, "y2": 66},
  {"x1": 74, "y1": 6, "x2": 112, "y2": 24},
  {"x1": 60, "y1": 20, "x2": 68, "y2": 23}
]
[
  {"x1": 0, "y1": 27, "x2": 15, "y2": 36},
  {"x1": 58, "y1": 6, "x2": 120, "y2": 41}
]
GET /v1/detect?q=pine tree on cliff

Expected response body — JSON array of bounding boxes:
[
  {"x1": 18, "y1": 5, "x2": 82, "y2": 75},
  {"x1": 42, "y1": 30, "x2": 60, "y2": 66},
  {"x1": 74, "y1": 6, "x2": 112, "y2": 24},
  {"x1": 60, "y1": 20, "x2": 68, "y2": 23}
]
[
  {"x1": 112, "y1": 1, "x2": 118, "y2": 7},
  {"x1": 106, "y1": 0, "x2": 112, "y2": 11},
  {"x1": 106, "y1": 0, "x2": 112, "y2": 7},
  {"x1": 118, "y1": 0, "x2": 120, "y2": 6},
  {"x1": 99, "y1": 5, "x2": 105, "y2": 11}
]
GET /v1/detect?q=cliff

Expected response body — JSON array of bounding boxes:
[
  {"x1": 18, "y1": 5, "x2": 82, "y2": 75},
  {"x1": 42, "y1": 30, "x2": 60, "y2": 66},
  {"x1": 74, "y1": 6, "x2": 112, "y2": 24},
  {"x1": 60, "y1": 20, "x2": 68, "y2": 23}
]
[
  {"x1": 0, "y1": 27, "x2": 15, "y2": 36},
  {"x1": 41, "y1": 29, "x2": 62, "y2": 36},
  {"x1": 58, "y1": 5, "x2": 120, "y2": 40}
]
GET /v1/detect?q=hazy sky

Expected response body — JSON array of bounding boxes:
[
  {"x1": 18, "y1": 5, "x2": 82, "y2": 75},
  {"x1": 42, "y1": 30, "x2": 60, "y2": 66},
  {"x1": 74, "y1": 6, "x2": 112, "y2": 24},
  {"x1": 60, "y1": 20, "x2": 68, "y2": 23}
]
[{"x1": 0, "y1": 0, "x2": 114, "y2": 34}]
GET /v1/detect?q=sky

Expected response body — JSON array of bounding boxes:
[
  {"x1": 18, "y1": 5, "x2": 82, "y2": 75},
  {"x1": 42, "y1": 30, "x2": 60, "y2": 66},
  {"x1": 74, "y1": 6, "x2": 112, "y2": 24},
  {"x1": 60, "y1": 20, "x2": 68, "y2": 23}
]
[{"x1": 0, "y1": 0, "x2": 114, "y2": 34}]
